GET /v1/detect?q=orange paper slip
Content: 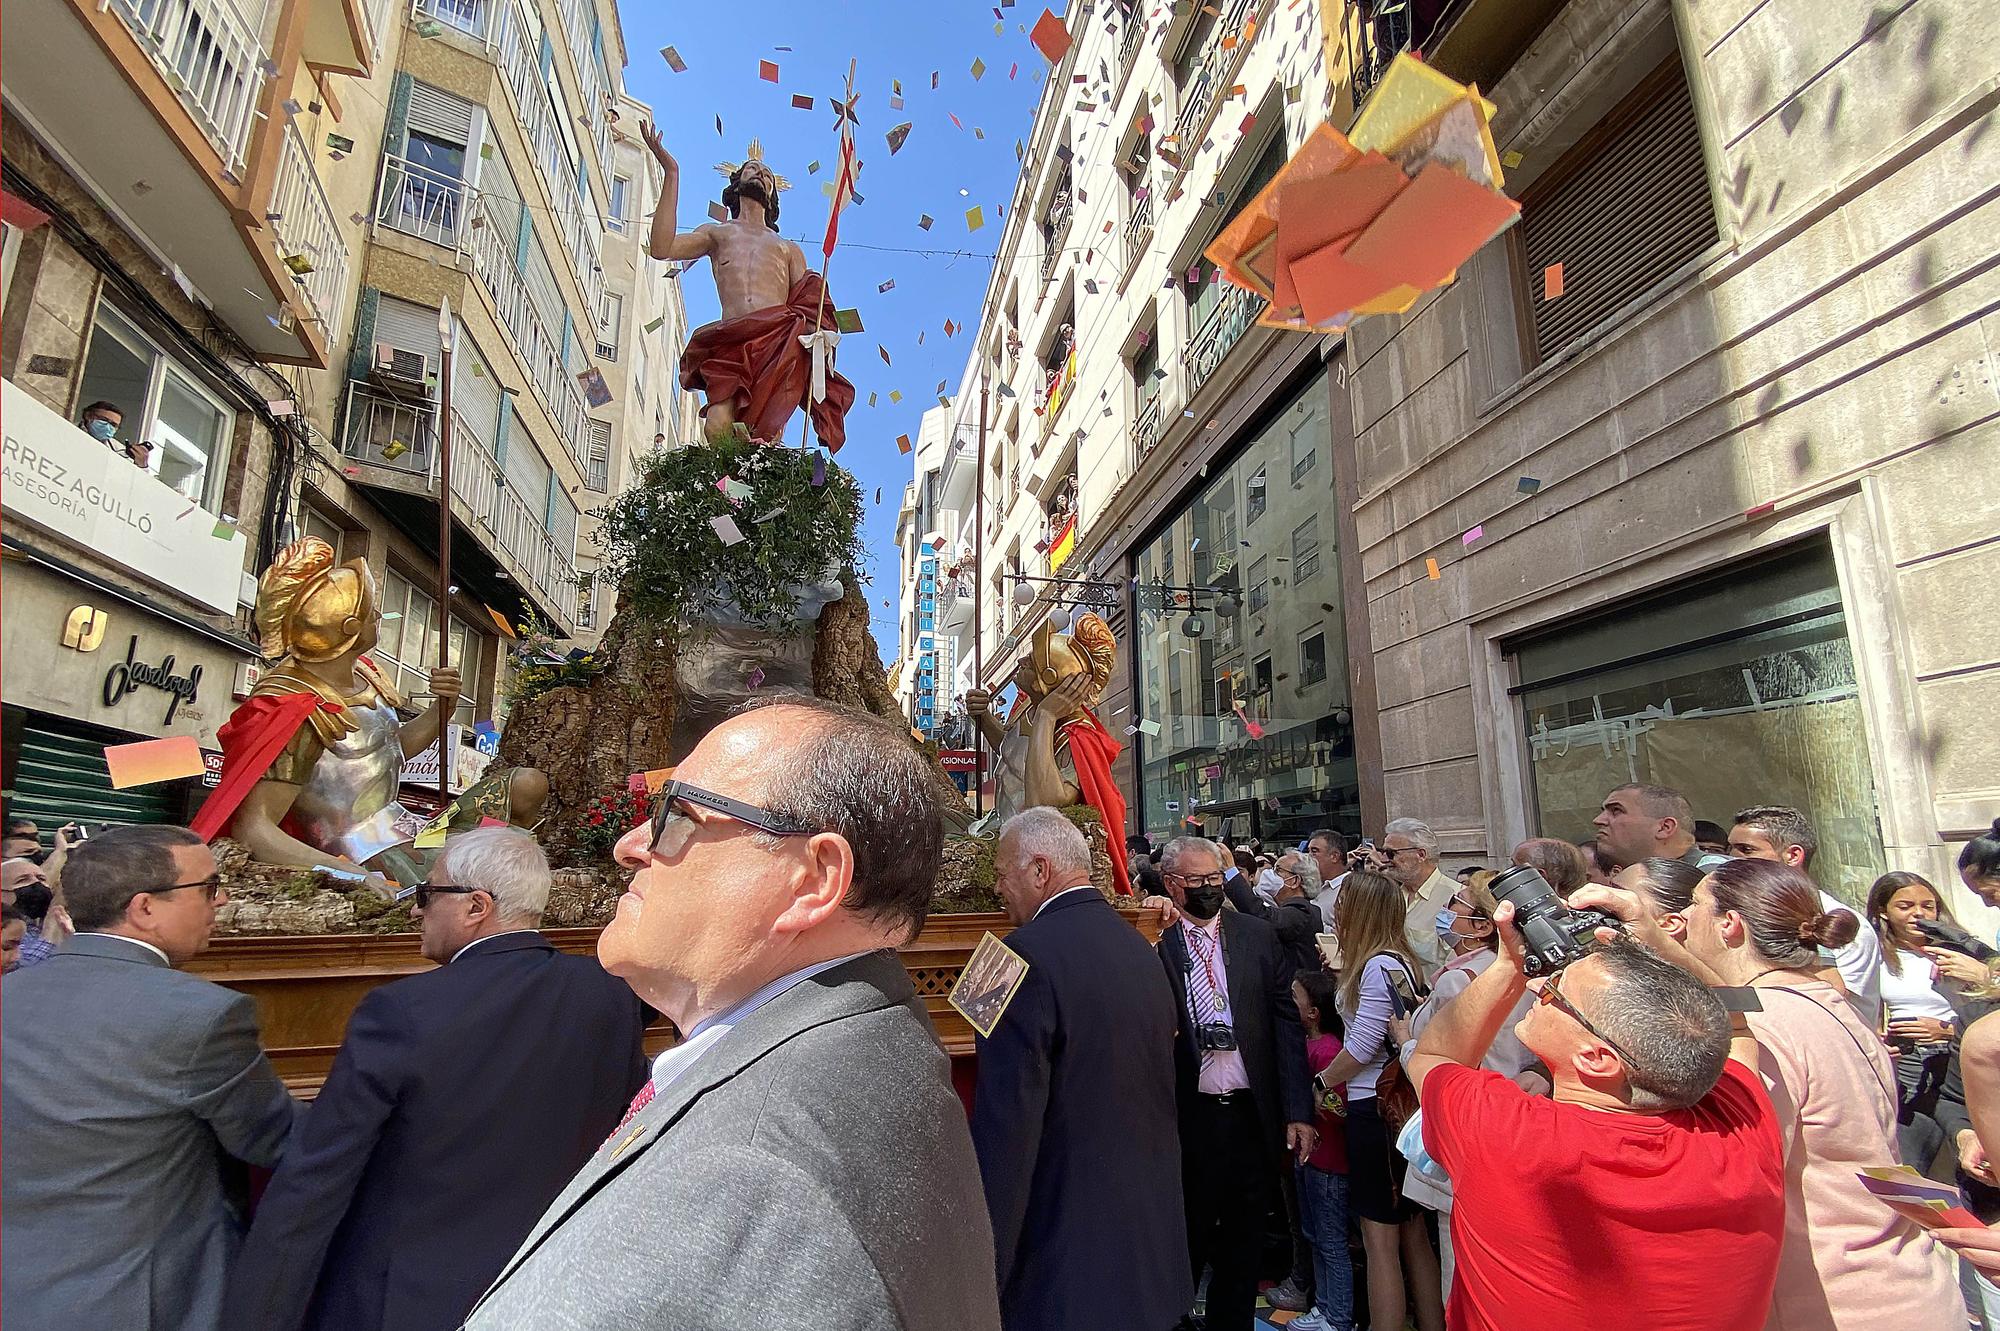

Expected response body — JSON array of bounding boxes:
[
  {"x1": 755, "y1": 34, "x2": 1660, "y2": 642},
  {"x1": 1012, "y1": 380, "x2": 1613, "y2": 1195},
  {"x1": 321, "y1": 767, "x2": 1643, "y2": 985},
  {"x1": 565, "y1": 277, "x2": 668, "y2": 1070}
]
[
  {"x1": 104, "y1": 735, "x2": 206, "y2": 789},
  {"x1": 1340, "y1": 162, "x2": 1522, "y2": 292}
]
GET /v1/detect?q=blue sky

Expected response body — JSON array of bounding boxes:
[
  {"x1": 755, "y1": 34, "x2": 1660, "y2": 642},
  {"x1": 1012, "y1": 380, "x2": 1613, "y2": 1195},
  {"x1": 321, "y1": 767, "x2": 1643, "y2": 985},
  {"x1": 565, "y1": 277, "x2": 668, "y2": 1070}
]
[{"x1": 618, "y1": 2, "x2": 1057, "y2": 663}]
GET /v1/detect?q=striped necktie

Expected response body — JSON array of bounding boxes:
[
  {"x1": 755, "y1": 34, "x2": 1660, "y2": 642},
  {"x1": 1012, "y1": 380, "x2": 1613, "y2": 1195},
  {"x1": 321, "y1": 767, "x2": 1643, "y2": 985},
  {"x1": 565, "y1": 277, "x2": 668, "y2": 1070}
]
[{"x1": 1187, "y1": 926, "x2": 1225, "y2": 1076}]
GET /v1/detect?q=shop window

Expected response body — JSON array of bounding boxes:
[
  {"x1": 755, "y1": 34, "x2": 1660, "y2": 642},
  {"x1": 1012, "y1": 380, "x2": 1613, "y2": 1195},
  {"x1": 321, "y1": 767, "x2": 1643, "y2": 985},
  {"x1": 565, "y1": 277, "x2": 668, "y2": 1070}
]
[
  {"x1": 1511, "y1": 540, "x2": 1883, "y2": 902},
  {"x1": 1291, "y1": 515, "x2": 1320, "y2": 583},
  {"x1": 1517, "y1": 56, "x2": 1718, "y2": 365},
  {"x1": 1299, "y1": 628, "x2": 1327, "y2": 686},
  {"x1": 77, "y1": 305, "x2": 234, "y2": 511}
]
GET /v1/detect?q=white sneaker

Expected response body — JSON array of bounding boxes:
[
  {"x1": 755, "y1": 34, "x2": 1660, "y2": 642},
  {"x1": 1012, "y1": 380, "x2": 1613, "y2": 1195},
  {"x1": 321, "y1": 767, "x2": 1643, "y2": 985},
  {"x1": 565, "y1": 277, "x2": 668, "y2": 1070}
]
[{"x1": 1287, "y1": 1312, "x2": 1331, "y2": 1331}]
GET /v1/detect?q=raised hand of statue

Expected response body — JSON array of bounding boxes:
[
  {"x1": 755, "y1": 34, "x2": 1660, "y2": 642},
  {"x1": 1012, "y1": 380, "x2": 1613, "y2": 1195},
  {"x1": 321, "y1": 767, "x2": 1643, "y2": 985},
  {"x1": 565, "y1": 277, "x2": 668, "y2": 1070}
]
[
  {"x1": 426, "y1": 665, "x2": 463, "y2": 712},
  {"x1": 1035, "y1": 672, "x2": 1097, "y2": 727},
  {"x1": 639, "y1": 119, "x2": 677, "y2": 174}
]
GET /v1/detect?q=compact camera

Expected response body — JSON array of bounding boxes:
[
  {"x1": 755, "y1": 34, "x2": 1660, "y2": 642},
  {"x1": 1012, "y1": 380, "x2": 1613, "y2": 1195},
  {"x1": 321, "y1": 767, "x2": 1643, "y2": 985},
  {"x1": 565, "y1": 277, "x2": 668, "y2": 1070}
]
[
  {"x1": 1195, "y1": 1021, "x2": 1239, "y2": 1052},
  {"x1": 1489, "y1": 864, "x2": 1622, "y2": 978},
  {"x1": 1914, "y1": 916, "x2": 1997, "y2": 963}
]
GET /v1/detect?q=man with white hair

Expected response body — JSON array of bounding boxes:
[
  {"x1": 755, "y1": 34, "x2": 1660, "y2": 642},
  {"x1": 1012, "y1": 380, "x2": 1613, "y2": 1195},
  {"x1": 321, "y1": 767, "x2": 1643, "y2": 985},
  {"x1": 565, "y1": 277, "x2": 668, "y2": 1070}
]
[
  {"x1": 973, "y1": 808, "x2": 1189, "y2": 1329},
  {"x1": 1380, "y1": 817, "x2": 1456, "y2": 979},
  {"x1": 222, "y1": 827, "x2": 650, "y2": 1331}
]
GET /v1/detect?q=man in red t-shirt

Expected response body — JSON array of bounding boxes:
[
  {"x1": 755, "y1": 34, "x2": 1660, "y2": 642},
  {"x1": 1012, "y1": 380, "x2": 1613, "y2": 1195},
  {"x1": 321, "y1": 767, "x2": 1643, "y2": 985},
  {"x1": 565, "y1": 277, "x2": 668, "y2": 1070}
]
[{"x1": 1407, "y1": 901, "x2": 1785, "y2": 1331}]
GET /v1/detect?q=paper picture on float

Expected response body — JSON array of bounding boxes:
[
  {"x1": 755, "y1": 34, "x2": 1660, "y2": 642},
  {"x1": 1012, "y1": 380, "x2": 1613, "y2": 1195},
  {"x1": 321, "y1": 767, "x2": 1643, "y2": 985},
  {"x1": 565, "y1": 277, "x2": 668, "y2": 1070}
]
[{"x1": 950, "y1": 932, "x2": 1031, "y2": 1039}]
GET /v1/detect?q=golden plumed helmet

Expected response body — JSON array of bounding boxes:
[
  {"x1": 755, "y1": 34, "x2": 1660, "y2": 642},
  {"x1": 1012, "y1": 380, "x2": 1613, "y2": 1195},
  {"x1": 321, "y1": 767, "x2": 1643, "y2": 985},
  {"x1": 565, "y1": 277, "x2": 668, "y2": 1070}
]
[
  {"x1": 254, "y1": 537, "x2": 377, "y2": 663},
  {"x1": 1024, "y1": 612, "x2": 1116, "y2": 717}
]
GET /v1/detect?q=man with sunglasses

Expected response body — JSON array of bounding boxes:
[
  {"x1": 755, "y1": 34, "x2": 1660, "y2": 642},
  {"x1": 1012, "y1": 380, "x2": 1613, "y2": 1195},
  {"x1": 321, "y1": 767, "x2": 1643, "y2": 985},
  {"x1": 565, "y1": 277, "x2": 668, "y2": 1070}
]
[
  {"x1": 2, "y1": 825, "x2": 298, "y2": 1331},
  {"x1": 1399, "y1": 896, "x2": 1786, "y2": 1331},
  {"x1": 223, "y1": 827, "x2": 649, "y2": 1331},
  {"x1": 465, "y1": 699, "x2": 1000, "y2": 1331}
]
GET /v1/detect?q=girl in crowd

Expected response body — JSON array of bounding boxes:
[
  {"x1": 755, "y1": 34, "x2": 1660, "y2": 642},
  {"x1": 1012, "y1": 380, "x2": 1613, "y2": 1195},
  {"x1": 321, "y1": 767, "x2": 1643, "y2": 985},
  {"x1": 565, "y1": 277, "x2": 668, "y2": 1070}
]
[
  {"x1": 1683, "y1": 859, "x2": 1959, "y2": 1330},
  {"x1": 1961, "y1": 819, "x2": 2000, "y2": 914},
  {"x1": 1617, "y1": 855, "x2": 1705, "y2": 942},
  {"x1": 1319, "y1": 871, "x2": 1445, "y2": 1331},
  {"x1": 1868, "y1": 870, "x2": 1982, "y2": 1171},
  {"x1": 1291, "y1": 971, "x2": 1353, "y2": 1331},
  {"x1": 1388, "y1": 870, "x2": 1543, "y2": 1295}
]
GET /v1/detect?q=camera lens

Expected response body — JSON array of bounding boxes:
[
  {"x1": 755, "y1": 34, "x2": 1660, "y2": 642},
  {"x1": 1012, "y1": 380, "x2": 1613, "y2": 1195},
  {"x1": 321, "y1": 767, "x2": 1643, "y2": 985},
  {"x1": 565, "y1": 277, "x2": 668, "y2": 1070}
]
[{"x1": 1489, "y1": 864, "x2": 1558, "y2": 912}]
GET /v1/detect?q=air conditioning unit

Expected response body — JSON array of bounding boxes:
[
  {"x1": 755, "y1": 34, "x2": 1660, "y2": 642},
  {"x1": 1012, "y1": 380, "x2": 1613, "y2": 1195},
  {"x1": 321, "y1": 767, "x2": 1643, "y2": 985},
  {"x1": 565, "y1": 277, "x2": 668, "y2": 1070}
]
[{"x1": 371, "y1": 344, "x2": 431, "y2": 393}]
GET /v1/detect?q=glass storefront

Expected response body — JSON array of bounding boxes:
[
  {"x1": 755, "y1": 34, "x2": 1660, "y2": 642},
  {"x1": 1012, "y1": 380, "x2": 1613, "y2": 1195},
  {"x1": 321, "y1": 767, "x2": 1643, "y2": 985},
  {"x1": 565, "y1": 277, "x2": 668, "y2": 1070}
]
[
  {"x1": 1513, "y1": 539, "x2": 1885, "y2": 904},
  {"x1": 1132, "y1": 367, "x2": 1359, "y2": 847}
]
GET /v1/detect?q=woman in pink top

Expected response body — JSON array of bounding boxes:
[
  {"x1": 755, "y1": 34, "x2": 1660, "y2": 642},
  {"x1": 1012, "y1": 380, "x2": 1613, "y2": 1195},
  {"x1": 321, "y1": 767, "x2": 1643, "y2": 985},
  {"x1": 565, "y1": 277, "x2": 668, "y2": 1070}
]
[{"x1": 1681, "y1": 858, "x2": 1958, "y2": 1331}]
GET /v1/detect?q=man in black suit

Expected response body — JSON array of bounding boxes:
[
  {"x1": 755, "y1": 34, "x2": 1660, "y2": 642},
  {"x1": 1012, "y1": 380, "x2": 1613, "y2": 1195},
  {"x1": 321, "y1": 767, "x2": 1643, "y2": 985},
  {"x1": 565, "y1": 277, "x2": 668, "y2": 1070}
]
[
  {"x1": 222, "y1": 827, "x2": 649, "y2": 1331},
  {"x1": 1155, "y1": 836, "x2": 1315, "y2": 1331},
  {"x1": 972, "y1": 809, "x2": 1190, "y2": 1331}
]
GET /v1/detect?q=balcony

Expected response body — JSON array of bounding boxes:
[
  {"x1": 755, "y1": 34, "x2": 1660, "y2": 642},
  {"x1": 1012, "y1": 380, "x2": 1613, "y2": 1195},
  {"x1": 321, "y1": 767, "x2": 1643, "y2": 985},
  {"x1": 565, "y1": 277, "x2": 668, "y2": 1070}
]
[
  {"x1": 341, "y1": 381, "x2": 581, "y2": 628},
  {"x1": 4, "y1": 0, "x2": 354, "y2": 364},
  {"x1": 413, "y1": 0, "x2": 495, "y2": 43},
  {"x1": 1181, "y1": 283, "x2": 1262, "y2": 398},
  {"x1": 1131, "y1": 392, "x2": 1163, "y2": 461},
  {"x1": 499, "y1": 0, "x2": 606, "y2": 321},
  {"x1": 937, "y1": 569, "x2": 976, "y2": 636},
  {"x1": 1116, "y1": 6, "x2": 1147, "y2": 87},
  {"x1": 1037, "y1": 346, "x2": 1077, "y2": 437},
  {"x1": 374, "y1": 152, "x2": 466, "y2": 248},
  {"x1": 1039, "y1": 188, "x2": 1072, "y2": 288},
  {"x1": 269, "y1": 122, "x2": 351, "y2": 342},
  {"x1": 1124, "y1": 189, "x2": 1154, "y2": 273}
]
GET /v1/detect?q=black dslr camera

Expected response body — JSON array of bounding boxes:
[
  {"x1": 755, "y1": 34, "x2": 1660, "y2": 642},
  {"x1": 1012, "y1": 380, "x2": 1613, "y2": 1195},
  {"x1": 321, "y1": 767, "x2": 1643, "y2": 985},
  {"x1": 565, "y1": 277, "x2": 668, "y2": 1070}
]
[
  {"x1": 1489, "y1": 864, "x2": 1622, "y2": 977},
  {"x1": 1914, "y1": 916, "x2": 1998, "y2": 963},
  {"x1": 1195, "y1": 1021, "x2": 1239, "y2": 1052}
]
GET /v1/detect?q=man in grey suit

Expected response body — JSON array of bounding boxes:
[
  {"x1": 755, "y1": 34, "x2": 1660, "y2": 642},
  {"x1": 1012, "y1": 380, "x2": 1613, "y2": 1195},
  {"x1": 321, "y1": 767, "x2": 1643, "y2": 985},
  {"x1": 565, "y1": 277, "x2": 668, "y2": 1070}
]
[
  {"x1": 2, "y1": 824, "x2": 299, "y2": 1331},
  {"x1": 465, "y1": 698, "x2": 1002, "y2": 1331}
]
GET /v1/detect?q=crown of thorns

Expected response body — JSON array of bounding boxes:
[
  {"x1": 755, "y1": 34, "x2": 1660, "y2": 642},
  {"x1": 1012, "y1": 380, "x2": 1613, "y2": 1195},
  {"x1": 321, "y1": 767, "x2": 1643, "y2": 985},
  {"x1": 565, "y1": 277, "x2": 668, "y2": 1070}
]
[{"x1": 713, "y1": 140, "x2": 790, "y2": 192}]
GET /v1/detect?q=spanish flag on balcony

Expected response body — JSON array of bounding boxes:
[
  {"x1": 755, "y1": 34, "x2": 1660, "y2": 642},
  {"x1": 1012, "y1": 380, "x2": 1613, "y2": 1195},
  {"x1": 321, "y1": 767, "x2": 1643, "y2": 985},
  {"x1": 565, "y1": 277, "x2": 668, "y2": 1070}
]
[{"x1": 1048, "y1": 513, "x2": 1077, "y2": 573}]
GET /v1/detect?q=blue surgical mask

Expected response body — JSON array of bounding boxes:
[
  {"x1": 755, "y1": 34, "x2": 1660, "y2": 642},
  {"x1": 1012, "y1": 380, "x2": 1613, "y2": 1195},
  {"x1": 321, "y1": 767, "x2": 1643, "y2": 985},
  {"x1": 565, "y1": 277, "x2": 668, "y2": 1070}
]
[
  {"x1": 1435, "y1": 906, "x2": 1464, "y2": 943},
  {"x1": 87, "y1": 419, "x2": 118, "y2": 441}
]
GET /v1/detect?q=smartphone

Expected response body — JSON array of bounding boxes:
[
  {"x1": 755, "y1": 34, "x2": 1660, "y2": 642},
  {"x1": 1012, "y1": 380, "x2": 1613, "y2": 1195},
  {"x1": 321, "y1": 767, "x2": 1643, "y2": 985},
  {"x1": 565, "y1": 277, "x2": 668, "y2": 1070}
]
[
  {"x1": 990, "y1": 681, "x2": 1023, "y2": 725},
  {"x1": 1387, "y1": 970, "x2": 1420, "y2": 1018}
]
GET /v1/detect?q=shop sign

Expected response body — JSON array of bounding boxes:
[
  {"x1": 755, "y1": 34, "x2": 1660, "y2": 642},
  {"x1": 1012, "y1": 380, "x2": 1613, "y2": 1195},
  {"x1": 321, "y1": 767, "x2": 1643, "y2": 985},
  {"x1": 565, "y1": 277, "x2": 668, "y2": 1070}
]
[
  {"x1": 102, "y1": 633, "x2": 202, "y2": 725},
  {"x1": 1, "y1": 379, "x2": 247, "y2": 612},
  {"x1": 938, "y1": 749, "x2": 982, "y2": 774},
  {"x1": 401, "y1": 726, "x2": 491, "y2": 795},
  {"x1": 202, "y1": 749, "x2": 224, "y2": 788}
]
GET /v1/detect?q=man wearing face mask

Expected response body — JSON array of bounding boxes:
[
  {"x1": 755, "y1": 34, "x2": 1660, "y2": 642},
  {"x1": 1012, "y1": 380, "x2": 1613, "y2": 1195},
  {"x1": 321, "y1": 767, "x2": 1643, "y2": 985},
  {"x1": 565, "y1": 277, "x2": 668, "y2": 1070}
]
[
  {"x1": 1155, "y1": 837, "x2": 1315, "y2": 1331},
  {"x1": 79, "y1": 400, "x2": 125, "y2": 449}
]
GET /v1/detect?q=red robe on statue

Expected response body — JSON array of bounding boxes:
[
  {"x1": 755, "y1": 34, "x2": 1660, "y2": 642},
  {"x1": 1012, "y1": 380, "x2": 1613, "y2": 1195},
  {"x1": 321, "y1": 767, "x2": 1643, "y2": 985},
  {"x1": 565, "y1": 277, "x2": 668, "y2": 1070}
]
[
  {"x1": 189, "y1": 692, "x2": 337, "y2": 842},
  {"x1": 1060, "y1": 708, "x2": 1132, "y2": 897},
  {"x1": 679, "y1": 272, "x2": 856, "y2": 451}
]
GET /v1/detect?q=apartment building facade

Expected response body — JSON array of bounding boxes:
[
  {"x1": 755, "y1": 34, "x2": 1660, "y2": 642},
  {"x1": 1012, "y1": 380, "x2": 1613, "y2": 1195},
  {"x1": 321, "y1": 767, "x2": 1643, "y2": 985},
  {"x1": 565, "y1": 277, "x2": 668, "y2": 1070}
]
[
  {"x1": 925, "y1": 0, "x2": 1995, "y2": 887},
  {"x1": 893, "y1": 403, "x2": 958, "y2": 738},
  {"x1": 2, "y1": 0, "x2": 692, "y2": 826}
]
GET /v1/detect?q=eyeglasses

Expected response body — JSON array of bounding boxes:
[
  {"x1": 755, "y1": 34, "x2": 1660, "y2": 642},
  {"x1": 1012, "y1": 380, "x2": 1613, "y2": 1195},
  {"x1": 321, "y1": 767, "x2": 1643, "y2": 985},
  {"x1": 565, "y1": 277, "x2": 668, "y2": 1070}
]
[
  {"x1": 646, "y1": 779, "x2": 816, "y2": 859},
  {"x1": 1166, "y1": 871, "x2": 1228, "y2": 888},
  {"x1": 1536, "y1": 967, "x2": 1638, "y2": 1066},
  {"x1": 1384, "y1": 844, "x2": 1422, "y2": 859},
  {"x1": 148, "y1": 874, "x2": 222, "y2": 902},
  {"x1": 397, "y1": 882, "x2": 480, "y2": 911}
]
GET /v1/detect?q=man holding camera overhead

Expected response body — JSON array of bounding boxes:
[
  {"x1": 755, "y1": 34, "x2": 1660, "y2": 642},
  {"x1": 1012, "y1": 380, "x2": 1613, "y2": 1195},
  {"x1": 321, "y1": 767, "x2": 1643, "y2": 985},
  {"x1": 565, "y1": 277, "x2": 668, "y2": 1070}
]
[
  {"x1": 1403, "y1": 865, "x2": 1786, "y2": 1331},
  {"x1": 1154, "y1": 837, "x2": 1315, "y2": 1331}
]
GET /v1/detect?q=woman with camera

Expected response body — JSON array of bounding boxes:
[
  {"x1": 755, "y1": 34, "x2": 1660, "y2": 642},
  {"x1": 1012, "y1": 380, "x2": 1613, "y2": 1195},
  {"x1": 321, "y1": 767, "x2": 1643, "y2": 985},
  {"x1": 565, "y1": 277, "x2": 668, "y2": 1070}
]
[
  {"x1": 1317, "y1": 870, "x2": 1445, "y2": 1331},
  {"x1": 1593, "y1": 858, "x2": 1959, "y2": 1329},
  {"x1": 1867, "y1": 870, "x2": 1988, "y2": 1172}
]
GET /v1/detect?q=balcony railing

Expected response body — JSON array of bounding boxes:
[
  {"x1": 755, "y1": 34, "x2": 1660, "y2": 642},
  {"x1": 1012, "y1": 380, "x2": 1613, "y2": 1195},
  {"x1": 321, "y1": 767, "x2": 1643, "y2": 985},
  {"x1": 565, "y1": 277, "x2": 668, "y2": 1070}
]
[
  {"x1": 1131, "y1": 392, "x2": 1163, "y2": 461},
  {"x1": 557, "y1": 0, "x2": 613, "y2": 175},
  {"x1": 413, "y1": 0, "x2": 495, "y2": 43},
  {"x1": 341, "y1": 381, "x2": 579, "y2": 627},
  {"x1": 108, "y1": 0, "x2": 267, "y2": 178},
  {"x1": 374, "y1": 152, "x2": 465, "y2": 248},
  {"x1": 1181, "y1": 283, "x2": 1262, "y2": 397},
  {"x1": 270, "y1": 123, "x2": 350, "y2": 342},
  {"x1": 1124, "y1": 188, "x2": 1154, "y2": 272},
  {"x1": 1172, "y1": 0, "x2": 1255, "y2": 152},
  {"x1": 1039, "y1": 191, "x2": 1073, "y2": 286},
  {"x1": 1352, "y1": 0, "x2": 1414, "y2": 107},
  {"x1": 463, "y1": 193, "x2": 593, "y2": 470},
  {"x1": 1037, "y1": 347, "x2": 1077, "y2": 433},
  {"x1": 500, "y1": 0, "x2": 606, "y2": 321},
  {"x1": 1117, "y1": 6, "x2": 1147, "y2": 85}
]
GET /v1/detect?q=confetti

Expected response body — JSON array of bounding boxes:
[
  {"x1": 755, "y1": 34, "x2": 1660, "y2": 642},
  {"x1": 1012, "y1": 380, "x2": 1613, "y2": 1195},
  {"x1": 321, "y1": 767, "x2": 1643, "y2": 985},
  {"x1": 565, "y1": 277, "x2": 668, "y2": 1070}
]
[
  {"x1": 759, "y1": 60, "x2": 779, "y2": 82},
  {"x1": 879, "y1": 344, "x2": 893, "y2": 365},
  {"x1": 1462, "y1": 525, "x2": 1484, "y2": 545},
  {"x1": 918, "y1": 213, "x2": 934, "y2": 230},
  {"x1": 890, "y1": 390, "x2": 903, "y2": 403},
  {"x1": 878, "y1": 278, "x2": 896, "y2": 293},
  {"x1": 625, "y1": 772, "x2": 649, "y2": 794},
  {"x1": 576, "y1": 367, "x2": 612, "y2": 407},
  {"x1": 834, "y1": 308, "x2": 863, "y2": 333},
  {"x1": 1542, "y1": 262, "x2": 1565, "y2": 300},
  {"x1": 1501, "y1": 149, "x2": 1523, "y2": 168},
  {"x1": 661, "y1": 46, "x2": 687, "y2": 72},
  {"x1": 808, "y1": 159, "x2": 822, "y2": 174},
  {"x1": 971, "y1": 57, "x2": 987, "y2": 81},
  {"x1": 966, "y1": 205, "x2": 986, "y2": 231},
  {"x1": 103, "y1": 736, "x2": 205, "y2": 789},
  {"x1": 1425, "y1": 558, "x2": 1442, "y2": 581},
  {"x1": 747, "y1": 667, "x2": 767, "y2": 690},
  {"x1": 811, "y1": 453, "x2": 827, "y2": 486},
  {"x1": 792, "y1": 93, "x2": 815, "y2": 110},
  {"x1": 868, "y1": 392, "x2": 878, "y2": 407},
  {"x1": 1137, "y1": 718, "x2": 1162, "y2": 737},
  {"x1": 644, "y1": 315, "x2": 664, "y2": 333},
  {"x1": 887, "y1": 122, "x2": 913, "y2": 154},
  {"x1": 710, "y1": 515, "x2": 746, "y2": 546},
  {"x1": 715, "y1": 114, "x2": 724, "y2": 136},
  {"x1": 1516, "y1": 475, "x2": 1542, "y2": 494},
  {"x1": 897, "y1": 434, "x2": 913, "y2": 454}
]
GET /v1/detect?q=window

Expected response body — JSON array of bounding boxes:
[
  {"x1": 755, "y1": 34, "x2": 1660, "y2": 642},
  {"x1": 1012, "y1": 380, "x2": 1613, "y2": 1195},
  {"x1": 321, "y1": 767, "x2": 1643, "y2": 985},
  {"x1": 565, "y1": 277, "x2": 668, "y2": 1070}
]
[
  {"x1": 1518, "y1": 57, "x2": 1717, "y2": 364},
  {"x1": 376, "y1": 570, "x2": 478, "y2": 728},
  {"x1": 1289, "y1": 419, "x2": 1317, "y2": 484},
  {"x1": 597, "y1": 291, "x2": 622, "y2": 361},
  {"x1": 1245, "y1": 466, "x2": 1267, "y2": 525},
  {"x1": 1291, "y1": 515, "x2": 1320, "y2": 583},
  {"x1": 586, "y1": 419, "x2": 611, "y2": 491},
  {"x1": 608, "y1": 174, "x2": 630, "y2": 233},
  {"x1": 1247, "y1": 556, "x2": 1268, "y2": 613},
  {"x1": 298, "y1": 505, "x2": 346, "y2": 558},
  {"x1": 1299, "y1": 628, "x2": 1327, "y2": 686},
  {"x1": 429, "y1": 0, "x2": 488, "y2": 37},
  {"x1": 77, "y1": 305, "x2": 235, "y2": 509},
  {"x1": 1513, "y1": 540, "x2": 1883, "y2": 902}
]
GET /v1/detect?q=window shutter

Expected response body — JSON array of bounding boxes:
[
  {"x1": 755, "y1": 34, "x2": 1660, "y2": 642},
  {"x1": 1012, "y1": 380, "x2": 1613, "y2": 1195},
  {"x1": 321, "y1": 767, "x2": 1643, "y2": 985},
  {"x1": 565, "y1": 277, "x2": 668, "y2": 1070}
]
[
  {"x1": 374, "y1": 296, "x2": 443, "y2": 362},
  {"x1": 407, "y1": 81, "x2": 476, "y2": 146},
  {"x1": 1519, "y1": 61, "x2": 1717, "y2": 363},
  {"x1": 453, "y1": 326, "x2": 503, "y2": 452}
]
